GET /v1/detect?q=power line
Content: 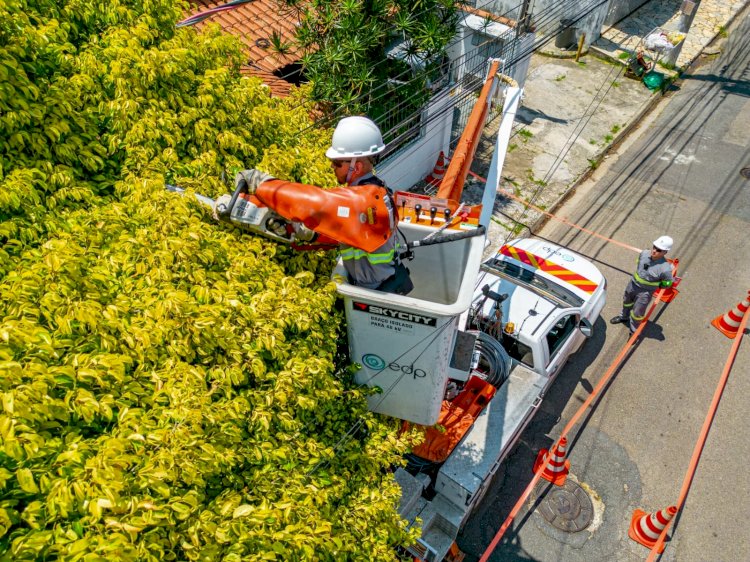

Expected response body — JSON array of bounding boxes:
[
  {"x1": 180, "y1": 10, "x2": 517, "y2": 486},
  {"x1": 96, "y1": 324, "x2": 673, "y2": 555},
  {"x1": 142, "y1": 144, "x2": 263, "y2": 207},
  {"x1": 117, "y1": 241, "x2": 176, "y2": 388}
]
[
  {"x1": 236, "y1": 0, "x2": 525, "y2": 82},
  {"x1": 373, "y1": 0, "x2": 611, "y2": 164},
  {"x1": 211, "y1": 0, "x2": 616, "y2": 495},
  {"x1": 262, "y1": 1, "x2": 528, "y2": 126}
]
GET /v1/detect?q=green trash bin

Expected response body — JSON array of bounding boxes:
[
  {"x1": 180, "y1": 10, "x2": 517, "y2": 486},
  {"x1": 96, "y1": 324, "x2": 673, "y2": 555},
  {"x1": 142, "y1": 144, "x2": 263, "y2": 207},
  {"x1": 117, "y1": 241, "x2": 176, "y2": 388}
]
[{"x1": 643, "y1": 70, "x2": 665, "y2": 91}]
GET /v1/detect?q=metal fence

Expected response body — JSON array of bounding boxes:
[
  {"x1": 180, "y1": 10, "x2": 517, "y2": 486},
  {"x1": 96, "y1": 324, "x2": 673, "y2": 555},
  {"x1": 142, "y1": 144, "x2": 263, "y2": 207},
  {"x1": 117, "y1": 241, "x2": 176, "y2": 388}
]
[{"x1": 379, "y1": 25, "x2": 522, "y2": 166}]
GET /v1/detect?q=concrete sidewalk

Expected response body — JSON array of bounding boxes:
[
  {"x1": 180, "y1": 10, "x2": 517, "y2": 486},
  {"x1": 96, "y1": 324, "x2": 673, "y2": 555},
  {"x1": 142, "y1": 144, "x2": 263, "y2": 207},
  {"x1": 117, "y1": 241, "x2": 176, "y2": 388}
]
[
  {"x1": 593, "y1": 0, "x2": 747, "y2": 69},
  {"x1": 467, "y1": 0, "x2": 748, "y2": 251}
]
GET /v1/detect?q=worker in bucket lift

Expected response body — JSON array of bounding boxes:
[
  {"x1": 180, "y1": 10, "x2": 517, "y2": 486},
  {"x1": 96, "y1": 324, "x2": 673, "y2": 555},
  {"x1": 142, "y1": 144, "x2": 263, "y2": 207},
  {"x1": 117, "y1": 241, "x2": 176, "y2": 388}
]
[
  {"x1": 230, "y1": 116, "x2": 413, "y2": 295},
  {"x1": 610, "y1": 235, "x2": 674, "y2": 335}
]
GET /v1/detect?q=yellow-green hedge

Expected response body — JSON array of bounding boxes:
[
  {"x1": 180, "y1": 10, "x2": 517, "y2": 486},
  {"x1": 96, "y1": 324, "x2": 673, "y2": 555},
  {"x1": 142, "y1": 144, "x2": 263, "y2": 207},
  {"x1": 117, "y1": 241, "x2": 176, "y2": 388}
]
[{"x1": 0, "y1": 1, "x2": 419, "y2": 560}]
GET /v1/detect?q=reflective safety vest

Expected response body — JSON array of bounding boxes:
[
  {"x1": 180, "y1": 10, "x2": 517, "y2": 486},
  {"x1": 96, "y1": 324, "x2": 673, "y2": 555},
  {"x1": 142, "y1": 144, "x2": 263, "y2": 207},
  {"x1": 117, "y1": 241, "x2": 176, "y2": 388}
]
[
  {"x1": 632, "y1": 249, "x2": 673, "y2": 292},
  {"x1": 341, "y1": 173, "x2": 401, "y2": 289}
]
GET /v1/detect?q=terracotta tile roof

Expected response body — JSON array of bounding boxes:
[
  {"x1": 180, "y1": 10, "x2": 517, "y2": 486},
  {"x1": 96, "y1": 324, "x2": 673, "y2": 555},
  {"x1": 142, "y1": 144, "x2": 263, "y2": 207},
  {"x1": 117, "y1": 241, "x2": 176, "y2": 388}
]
[
  {"x1": 186, "y1": 0, "x2": 305, "y2": 95},
  {"x1": 240, "y1": 65, "x2": 294, "y2": 97}
]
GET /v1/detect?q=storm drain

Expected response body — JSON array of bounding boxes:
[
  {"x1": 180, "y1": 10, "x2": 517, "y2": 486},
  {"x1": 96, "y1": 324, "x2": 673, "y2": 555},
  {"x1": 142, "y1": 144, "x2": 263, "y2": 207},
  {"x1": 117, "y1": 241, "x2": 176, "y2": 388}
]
[
  {"x1": 537, "y1": 480, "x2": 593, "y2": 533},
  {"x1": 740, "y1": 167, "x2": 750, "y2": 179}
]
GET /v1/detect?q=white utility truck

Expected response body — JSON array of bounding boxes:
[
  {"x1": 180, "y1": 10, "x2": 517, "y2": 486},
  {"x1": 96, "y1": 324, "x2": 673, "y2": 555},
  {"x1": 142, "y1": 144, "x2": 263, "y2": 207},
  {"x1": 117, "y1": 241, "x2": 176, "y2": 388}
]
[
  {"x1": 188, "y1": 60, "x2": 608, "y2": 561},
  {"x1": 336, "y1": 235, "x2": 606, "y2": 560},
  {"x1": 331, "y1": 69, "x2": 607, "y2": 560}
]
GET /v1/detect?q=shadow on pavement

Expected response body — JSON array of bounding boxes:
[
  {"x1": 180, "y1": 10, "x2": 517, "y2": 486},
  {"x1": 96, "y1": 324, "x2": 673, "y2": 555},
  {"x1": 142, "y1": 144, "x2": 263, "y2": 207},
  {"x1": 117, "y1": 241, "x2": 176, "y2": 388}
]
[
  {"x1": 675, "y1": 73, "x2": 750, "y2": 97},
  {"x1": 456, "y1": 316, "x2": 609, "y2": 561},
  {"x1": 517, "y1": 106, "x2": 570, "y2": 126}
]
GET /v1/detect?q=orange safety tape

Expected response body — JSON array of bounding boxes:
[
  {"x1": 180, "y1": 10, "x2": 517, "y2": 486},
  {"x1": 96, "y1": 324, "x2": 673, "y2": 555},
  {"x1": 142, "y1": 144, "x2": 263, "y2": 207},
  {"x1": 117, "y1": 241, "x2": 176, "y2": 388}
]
[
  {"x1": 465, "y1": 168, "x2": 641, "y2": 253},
  {"x1": 499, "y1": 244, "x2": 599, "y2": 294},
  {"x1": 478, "y1": 262, "x2": 679, "y2": 562},
  {"x1": 646, "y1": 299, "x2": 749, "y2": 560}
]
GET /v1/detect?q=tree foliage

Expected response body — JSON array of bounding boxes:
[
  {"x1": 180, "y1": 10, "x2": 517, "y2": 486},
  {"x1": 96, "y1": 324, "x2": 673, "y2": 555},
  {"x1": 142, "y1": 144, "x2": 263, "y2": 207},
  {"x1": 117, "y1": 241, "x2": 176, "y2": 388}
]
[
  {"x1": 285, "y1": 0, "x2": 460, "y2": 111},
  {"x1": 0, "y1": 0, "x2": 421, "y2": 559}
]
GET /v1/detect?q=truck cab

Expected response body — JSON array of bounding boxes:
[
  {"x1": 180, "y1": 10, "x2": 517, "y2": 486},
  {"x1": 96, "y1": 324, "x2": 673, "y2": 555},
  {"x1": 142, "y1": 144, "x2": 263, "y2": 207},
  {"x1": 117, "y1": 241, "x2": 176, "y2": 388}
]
[{"x1": 473, "y1": 238, "x2": 606, "y2": 383}]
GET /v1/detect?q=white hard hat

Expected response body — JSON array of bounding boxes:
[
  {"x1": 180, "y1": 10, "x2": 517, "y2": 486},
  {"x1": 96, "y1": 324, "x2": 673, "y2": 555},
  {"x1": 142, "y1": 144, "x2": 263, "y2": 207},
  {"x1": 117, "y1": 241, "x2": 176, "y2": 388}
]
[
  {"x1": 653, "y1": 235, "x2": 673, "y2": 252},
  {"x1": 325, "y1": 116, "x2": 386, "y2": 159}
]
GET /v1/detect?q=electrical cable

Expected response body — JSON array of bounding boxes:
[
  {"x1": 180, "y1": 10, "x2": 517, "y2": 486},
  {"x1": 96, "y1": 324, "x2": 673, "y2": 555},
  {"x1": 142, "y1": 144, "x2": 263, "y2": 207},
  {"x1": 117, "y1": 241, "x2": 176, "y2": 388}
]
[
  {"x1": 468, "y1": 330, "x2": 512, "y2": 387},
  {"x1": 353, "y1": 0, "x2": 607, "y2": 156},
  {"x1": 471, "y1": 7, "x2": 618, "y2": 304},
  {"x1": 176, "y1": 0, "x2": 258, "y2": 27},
  {"x1": 502, "y1": 48, "x2": 623, "y2": 239},
  {"x1": 376, "y1": 0, "x2": 604, "y2": 188},
  {"x1": 269, "y1": 1, "x2": 528, "y2": 126},
  {"x1": 286, "y1": 0, "x2": 620, "y2": 493},
  {"x1": 210, "y1": 0, "x2": 616, "y2": 495},
  {"x1": 438, "y1": 0, "x2": 617, "y2": 297}
]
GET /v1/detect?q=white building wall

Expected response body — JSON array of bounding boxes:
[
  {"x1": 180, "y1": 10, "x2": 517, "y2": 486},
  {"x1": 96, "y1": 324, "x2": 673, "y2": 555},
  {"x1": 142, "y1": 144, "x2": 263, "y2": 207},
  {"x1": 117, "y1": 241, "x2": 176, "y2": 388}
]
[
  {"x1": 378, "y1": 18, "x2": 535, "y2": 191},
  {"x1": 604, "y1": 0, "x2": 652, "y2": 26},
  {"x1": 472, "y1": 0, "x2": 611, "y2": 48},
  {"x1": 377, "y1": 90, "x2": 454, "y2": 190}
]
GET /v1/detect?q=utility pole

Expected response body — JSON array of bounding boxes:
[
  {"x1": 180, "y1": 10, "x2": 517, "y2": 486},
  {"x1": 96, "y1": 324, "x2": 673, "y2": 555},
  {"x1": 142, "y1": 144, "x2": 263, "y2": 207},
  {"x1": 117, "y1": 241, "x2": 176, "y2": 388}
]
[
  {"x1": 518, "y1": 0, "x2": 533, "y2": 35},
  {"x1": 665, "y1": 0, "x2": 702, "y2": 66},
  {"x1": 512, "y1": 0, "x2": 535, "y2": 89}
]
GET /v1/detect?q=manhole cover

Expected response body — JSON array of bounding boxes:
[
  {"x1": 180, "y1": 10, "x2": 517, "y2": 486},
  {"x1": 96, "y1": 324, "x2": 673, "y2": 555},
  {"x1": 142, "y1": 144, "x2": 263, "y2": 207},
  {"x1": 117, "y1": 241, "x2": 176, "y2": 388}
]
[
  {"x1": 741, "y1": 167, "x2": 750, "y2": 179},
  {"x1": 536, "y1": 480, "x2": 594, "y2": 533}
]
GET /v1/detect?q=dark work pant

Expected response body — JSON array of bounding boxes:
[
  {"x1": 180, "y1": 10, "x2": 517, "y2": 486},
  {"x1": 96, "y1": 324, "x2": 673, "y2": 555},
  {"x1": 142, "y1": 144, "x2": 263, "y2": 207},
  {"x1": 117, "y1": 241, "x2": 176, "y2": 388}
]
[{"x1": 621, "y1": 279, "x2": 653, "y2": 333}]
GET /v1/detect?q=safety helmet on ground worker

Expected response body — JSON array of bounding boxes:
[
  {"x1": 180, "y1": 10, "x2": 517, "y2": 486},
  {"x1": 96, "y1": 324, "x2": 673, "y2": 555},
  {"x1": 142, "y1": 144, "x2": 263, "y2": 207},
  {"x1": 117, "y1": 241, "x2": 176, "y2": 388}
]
[
  {"x1": 325, "y1": 116, "x2": 386, "y2": 159},
  {"x1": 653, "y1": 235, "x2": 673, "y2": 252}
]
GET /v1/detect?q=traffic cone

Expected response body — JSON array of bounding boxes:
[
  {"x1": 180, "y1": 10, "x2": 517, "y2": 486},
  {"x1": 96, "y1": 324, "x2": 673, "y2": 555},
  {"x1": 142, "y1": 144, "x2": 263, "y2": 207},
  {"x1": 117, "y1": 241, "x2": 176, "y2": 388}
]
[
  {"x1": 424, "y1": 151, "x2": 446, "y2": 187},
  {"x1": 711, "y1": 290, "x2": 750, "y2": 339},
  {"x1": 532, "y1": 437, "x2": 570, "y2": 486},
  {"x1": 628, "y1": 505, "x2": 677, "y2": 552}
]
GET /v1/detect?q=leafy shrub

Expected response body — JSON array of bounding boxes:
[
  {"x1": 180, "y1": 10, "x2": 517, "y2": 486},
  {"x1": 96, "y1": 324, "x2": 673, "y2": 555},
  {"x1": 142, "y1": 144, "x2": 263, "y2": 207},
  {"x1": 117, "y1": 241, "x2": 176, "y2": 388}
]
[{"x1": 0, "y1": 1, "x2": 420, "y2": 560}]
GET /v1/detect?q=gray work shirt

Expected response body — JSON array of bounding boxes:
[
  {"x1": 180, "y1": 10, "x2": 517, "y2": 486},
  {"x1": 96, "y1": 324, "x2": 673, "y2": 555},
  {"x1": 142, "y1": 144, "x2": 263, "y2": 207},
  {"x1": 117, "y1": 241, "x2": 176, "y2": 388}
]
[
  {"x1": 632, "y1": 249, "x2": 674, "y2": 292},
  {"x1": 340, "y1": 173, "x2": 399, "y2": 289}
]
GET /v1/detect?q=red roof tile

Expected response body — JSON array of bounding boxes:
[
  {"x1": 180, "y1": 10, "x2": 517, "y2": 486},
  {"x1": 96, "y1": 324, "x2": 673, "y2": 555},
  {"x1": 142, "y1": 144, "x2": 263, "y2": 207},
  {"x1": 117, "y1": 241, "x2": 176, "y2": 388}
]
[
  {"x1": 186, "y1": 0, "x2": 305, "y2": 96},
  {"x1": 240, "y1": 65, "x2": 294, "y2": 97}
]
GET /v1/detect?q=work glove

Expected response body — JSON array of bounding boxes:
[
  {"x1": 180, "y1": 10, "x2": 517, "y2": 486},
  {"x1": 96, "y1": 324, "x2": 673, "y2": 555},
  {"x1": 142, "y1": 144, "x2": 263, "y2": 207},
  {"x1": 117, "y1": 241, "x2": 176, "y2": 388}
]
[
  {"x1": 235, "y1": 169, "x2": 275, "y2": 196},
  {"x1": 292, "y1": 222, "x2": 316, "y2": 243}
]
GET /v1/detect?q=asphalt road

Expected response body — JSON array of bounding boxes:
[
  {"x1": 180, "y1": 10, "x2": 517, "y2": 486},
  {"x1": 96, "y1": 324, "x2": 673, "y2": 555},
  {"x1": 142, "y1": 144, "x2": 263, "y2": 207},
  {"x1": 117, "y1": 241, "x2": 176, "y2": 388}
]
[{"x1": 459, "y1": 11, "x2": 750, "y2": 562}]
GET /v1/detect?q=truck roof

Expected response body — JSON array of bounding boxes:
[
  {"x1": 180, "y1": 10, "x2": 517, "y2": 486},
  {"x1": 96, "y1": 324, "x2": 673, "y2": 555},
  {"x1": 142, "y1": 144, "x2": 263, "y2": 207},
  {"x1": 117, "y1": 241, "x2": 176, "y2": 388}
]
[
  {"x1": 493, "y1": 279, "x2": 559, "y2": 338},
  {"x1": 476, "y1": 238, "x2": 605, "y2": 340},
  {"x1": 495, "y1": 238, "x2": 604, "y2": 301}
]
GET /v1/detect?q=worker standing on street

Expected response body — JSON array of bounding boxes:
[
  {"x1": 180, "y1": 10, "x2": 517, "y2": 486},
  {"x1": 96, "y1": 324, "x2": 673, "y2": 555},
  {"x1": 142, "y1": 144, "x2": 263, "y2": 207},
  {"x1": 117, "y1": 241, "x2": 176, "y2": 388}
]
[
  {"x1": 610, "y1": 236, "x2": 674, "y2": 335},
  {"x1": 227, "y1": 116, "x2": 413, "y2": 295}
]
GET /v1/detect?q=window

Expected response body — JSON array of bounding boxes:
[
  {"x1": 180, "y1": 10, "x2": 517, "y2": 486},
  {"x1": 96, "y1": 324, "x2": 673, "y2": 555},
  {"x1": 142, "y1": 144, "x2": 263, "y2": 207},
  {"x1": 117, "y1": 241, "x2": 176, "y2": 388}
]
[
  {"x1": 482, "y1": 258, "x2": 584, "y2": 308},
  {"x1": 546, "y1": 315, "x2": 578, "y2": 362},
  {"x1": 501, "y1": 332, "x2": 534, "y2": 368}
]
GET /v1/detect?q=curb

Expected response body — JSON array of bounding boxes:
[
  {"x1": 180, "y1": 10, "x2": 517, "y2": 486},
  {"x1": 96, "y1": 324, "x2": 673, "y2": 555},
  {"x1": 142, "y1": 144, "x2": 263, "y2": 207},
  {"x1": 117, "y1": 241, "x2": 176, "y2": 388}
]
[
  {"x1": 525, "y1": 87, "x2": 664, "y2": 237},
  {"x1": 538, "y1": 47, "x2": 590, "y2": 60},
  {"x1": 677, "y1": 0, "x2": 750, "y2": 71},
  {"x1": 524, "y1": 2, "x2": 750, "y2": 237}
]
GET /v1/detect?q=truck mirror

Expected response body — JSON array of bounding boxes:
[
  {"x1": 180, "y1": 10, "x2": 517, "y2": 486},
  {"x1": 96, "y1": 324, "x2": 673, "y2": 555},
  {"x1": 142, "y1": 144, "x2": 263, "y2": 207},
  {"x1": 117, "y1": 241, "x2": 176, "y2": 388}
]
[{"x1": 578, "y1": 317, "x2": 593, "y2": 338}]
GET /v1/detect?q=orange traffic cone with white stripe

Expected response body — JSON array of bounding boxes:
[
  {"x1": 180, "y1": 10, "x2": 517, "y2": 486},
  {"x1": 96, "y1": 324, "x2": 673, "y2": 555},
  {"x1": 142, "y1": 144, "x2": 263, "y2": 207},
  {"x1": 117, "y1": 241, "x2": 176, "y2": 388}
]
[
  {"x1": 711, "y1": 290, "x2": 750, "y2": 339},
  {"x1": 628, "y1": 505, "x2": 677, "y2": 552},
  {"x1": 532, "y1": 437, "x2": 570, "y2": 486},
  {"x1": 425, "y1": 151, "x2": 446, "y2": 187}
]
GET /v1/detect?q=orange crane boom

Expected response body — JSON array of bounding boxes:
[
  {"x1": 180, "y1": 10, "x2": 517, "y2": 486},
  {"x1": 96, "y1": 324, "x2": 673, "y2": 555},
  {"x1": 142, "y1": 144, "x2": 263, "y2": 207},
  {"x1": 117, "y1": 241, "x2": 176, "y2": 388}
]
[{"x1": 437, "y1": 59, "x2": 502, "y2": 203}]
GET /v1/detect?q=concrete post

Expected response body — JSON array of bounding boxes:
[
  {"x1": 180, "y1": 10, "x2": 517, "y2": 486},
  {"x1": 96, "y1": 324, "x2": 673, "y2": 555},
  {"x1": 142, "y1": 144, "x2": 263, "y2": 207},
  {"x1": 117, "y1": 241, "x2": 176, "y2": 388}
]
[{"x1": 663, "y1": 0, "x2": 701, "y2": 67}]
